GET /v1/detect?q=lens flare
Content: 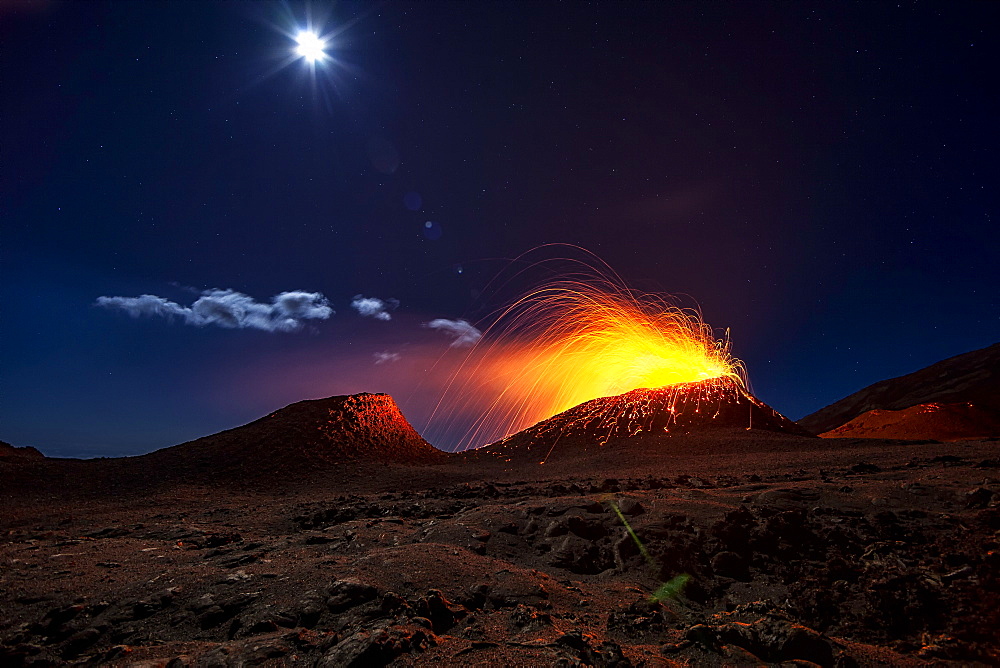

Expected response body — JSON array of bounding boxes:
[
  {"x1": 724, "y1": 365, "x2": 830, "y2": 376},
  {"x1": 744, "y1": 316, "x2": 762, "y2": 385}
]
[
  {"x1": 428, "y1": 249, "x2": 745, "y2": 451},
  {"x1": 295, "y1": 30, "x2": 327, "y2": 63}
]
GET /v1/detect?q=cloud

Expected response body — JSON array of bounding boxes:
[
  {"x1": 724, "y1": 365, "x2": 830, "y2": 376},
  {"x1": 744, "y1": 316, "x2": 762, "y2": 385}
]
[
  {"x1": 373, "y1": 351, "x2": 402, "y2": 365},
  {"x1": 96, "y1": 289, "x2": 333, "y2": 332},
  {"x1": 95, "y1": 294, "x2": 189, "y2": 319},
  {"x1": 424, "y1": 318, "x2": 482, "y2": 348},
  {"x1": 350, "y1": 295, "x2": 398, "y2": 321}
]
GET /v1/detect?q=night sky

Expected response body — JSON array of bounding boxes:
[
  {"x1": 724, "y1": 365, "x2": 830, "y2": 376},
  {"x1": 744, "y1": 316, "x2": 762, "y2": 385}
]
[{"x1": 3, "y1": 1, "x2": 998, "y2": 457}]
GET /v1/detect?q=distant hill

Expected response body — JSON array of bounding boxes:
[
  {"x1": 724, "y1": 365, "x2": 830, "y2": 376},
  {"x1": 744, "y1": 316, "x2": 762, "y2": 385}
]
[
  {"x1": 799, "y1": 343, "x2": 1000, "y2": 439},
  {"x1": 0, "y1": 440, "x2": 44, "y2": 462},
  {"x1": 482, "y1": 378, "x2": 812, "y2": 462},
  {"x1": 1, "y1": 394, "x2": 447, "y2": 497},
  {"x1": 139, "y1": 393, "x2": 446, "y2": 478},
  {"x1": 820, "y1": 401, "x2": 1000, "y2": 441}
]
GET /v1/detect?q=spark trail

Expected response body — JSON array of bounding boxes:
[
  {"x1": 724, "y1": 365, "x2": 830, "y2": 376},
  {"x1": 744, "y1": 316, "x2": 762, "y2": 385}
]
[{"x1": 428, "y1": 248, "x2": 747, "y2": 451}]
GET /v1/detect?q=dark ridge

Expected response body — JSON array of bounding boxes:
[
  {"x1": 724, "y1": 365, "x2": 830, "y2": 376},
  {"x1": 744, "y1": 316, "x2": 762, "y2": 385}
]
[
  {"x1": 799, "y1": 343, "x2": 1000, "y2": 434},
  {"x1": 0, "y1": 440, "x2": 44, "y2": 462}
]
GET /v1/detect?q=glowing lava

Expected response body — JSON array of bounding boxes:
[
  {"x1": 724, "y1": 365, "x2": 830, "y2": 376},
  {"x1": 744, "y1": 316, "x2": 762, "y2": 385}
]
[
  {"x1": 430, "y1": 254, "x2": 746, "y2": 451},
  {"x1": 484, "y1": 379, "x2": 813, "y2": 463}
]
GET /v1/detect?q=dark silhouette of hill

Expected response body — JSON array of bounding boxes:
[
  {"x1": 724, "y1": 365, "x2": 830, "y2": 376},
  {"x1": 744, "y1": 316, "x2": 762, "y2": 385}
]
[
  {"x1": 799, "y1": 343, "x2": 1000, "y2": 436},
  {"x1": 140, "y1": 393, "x2": 446, "y2": 478},
  {"x1": 481, "y1": 378, "x2": 813, "y2": 462},
  {"x1": 0, "y1": 440, "x2": 43, "y2": 462}
]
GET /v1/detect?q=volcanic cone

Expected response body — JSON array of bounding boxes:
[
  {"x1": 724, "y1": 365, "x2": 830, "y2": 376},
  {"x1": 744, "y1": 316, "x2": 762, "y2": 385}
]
[
  {"x1": 483, "y1": 377, "x2": 812, "y2": 461},
  {"x1": 140, "y1": 393, "x2": 445, "y2": 479}
]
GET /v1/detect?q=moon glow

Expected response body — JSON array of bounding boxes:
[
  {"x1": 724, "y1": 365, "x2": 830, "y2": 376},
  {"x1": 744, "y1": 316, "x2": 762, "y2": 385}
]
[{"x1": 295, "y1": 30, "x2": 327, "y2": 63}]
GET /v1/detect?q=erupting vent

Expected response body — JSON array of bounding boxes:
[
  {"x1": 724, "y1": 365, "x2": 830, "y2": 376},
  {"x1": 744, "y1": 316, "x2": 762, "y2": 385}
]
[
  {"x1": 484, "y1": 377, "x2": 813, "y2": 462},
  {"x1": 429, "y1": 249, "x2": 750, "y2": 451}
]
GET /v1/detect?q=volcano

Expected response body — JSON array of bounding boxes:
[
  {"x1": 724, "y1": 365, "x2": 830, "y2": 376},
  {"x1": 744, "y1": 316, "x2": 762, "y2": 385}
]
[
  {"x1": 482, "y1": 377, "x2": 812, "y2": 461},
  {"x1": 139, "y1": 393, "x2": 445, "y2": 479},
  {"x1": 799, "y1": 342, "x2": 1000, "y2": 439}
]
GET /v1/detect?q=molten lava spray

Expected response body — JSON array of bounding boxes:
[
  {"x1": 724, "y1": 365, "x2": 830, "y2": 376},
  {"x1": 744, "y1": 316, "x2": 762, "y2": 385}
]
[{"x1": 428, "y1": 250, "x2": 745, "y2": 451}]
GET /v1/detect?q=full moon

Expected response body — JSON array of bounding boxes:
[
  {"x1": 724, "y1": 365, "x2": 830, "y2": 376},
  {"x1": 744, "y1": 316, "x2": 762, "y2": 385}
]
[{"x1": 295, "y1": 30, "x2": 327, "y2": 63}]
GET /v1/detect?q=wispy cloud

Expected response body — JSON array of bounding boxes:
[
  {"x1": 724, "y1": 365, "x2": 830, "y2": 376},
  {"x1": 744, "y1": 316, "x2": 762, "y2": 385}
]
[
  {"x1": 351, "y1": 295, "x2": 398, "y2": 321},
  {"x1": 96, "y1": 289, "x2": 333, "y2": 332},
  {"x1": 424, "y1": 318, "x2": 482, "y2": 347},
  {"x1": 373, "y1": 351, "x2": 402, "y2": 364}
]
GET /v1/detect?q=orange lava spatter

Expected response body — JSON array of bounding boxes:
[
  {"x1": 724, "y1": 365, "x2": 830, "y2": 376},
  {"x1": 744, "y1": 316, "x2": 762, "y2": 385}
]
[
  {"x1": 431, "y1": 262, "x2": 746, "y2": 451},
  {"x1": 484, "y1": 378, "x2": 814, "y2": 462}
]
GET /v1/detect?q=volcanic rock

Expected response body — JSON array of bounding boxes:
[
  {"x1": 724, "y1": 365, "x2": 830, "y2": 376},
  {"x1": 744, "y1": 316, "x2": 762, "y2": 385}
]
[
  {"x1": 139, "y1": 393, "x2": 446, "y2": 478},
  {"x1": 0, "y1": 440, "x2": 44, "y2": 462},
  {"x1": 820, "y1": 401, "x2": 1000, "y2": 441},
  {"x1": 2, "y1": 434, "x2": 999, "y2": 665},
  {"x1": 483, "y1": 378, "x2": 812, "y2": 461},
  {"x1": 799, "y1": 342, "x2": 1000, "y2": 435},
  {"x1": 685, "y1": 614, "x2": 841, "y2": 666}
]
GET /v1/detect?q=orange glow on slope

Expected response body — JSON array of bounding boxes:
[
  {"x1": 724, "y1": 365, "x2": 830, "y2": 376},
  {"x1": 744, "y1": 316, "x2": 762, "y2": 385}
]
[{"x1": 430, "y1": 253, "x2": 744, "y2": 451}]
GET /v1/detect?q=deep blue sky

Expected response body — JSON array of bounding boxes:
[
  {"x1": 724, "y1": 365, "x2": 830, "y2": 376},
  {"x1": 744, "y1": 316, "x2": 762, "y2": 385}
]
[{"x1": 3, "y1": 1, "x2": 997, "y2": 456}]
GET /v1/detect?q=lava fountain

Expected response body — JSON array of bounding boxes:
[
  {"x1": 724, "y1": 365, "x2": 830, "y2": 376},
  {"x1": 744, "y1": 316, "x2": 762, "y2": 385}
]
[{"x1": 428, "y1": 250, "x2": 777, "y2": 452}]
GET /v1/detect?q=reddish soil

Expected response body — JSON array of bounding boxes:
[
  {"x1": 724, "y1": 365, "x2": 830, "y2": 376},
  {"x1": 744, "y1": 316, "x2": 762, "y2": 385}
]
[
  {"x1": 3, "y1": 423, "x2": 999, "y2": 666},
  {"x1": 821, "y1": 402, "x2": 1000, "y2": 442}
]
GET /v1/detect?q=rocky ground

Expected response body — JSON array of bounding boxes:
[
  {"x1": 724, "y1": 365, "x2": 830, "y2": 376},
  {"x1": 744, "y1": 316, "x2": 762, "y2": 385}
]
[{"x1": 2, "y1": 434, "x2": 999, "y2": 666}]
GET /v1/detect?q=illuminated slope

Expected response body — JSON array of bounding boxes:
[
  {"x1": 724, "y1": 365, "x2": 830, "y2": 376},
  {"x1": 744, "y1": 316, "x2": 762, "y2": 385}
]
[
  {"x1": 483, "y1": 377, "x2": 813, "y2": 462},
  {"x1": 820, "y1": 401, "x2": 1000, "y2": 441},
  {"x1": 141, "y1": 393, "x2": 445, "y2": 478},
  {"x1": 799, "y1": 342, "x2": 1000, "y2": 435}
]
